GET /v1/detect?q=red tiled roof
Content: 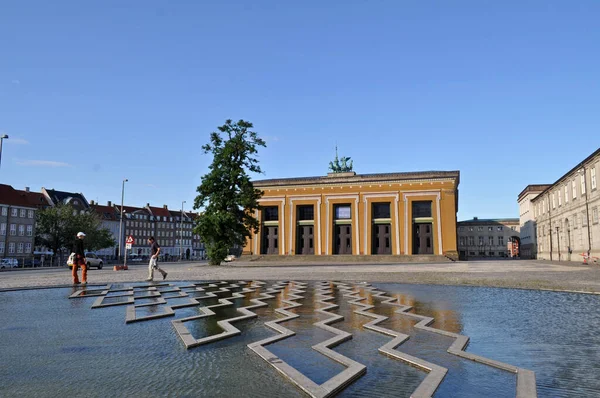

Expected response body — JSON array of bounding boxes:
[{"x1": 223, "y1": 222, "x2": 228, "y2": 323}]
[
  {"x1": 148, "y1": 206, "x2": 171, "y2": 217},
  {"x1": 17, "y1": 190, "x2": 50, "y2": 208},
  {"x1": 0, "y1": 184, "x2": 35, "y2": 207},
  {"x1": 91, "y1": 204, "x2": 117, "y2": 221}
]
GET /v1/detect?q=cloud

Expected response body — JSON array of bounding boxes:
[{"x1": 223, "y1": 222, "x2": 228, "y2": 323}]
[
  {"x1": 16, "y1": 160, "x2": 71, "y2": 167},
  {"x1": 5, "y1": 137, "x2": 29, "y2": 145}
]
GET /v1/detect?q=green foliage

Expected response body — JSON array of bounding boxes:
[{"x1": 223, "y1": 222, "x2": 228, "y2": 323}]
[
  {"x1": 35, "y1": 205, "x2": 116, "y2": 256},
  {"x1": 194, "y1": 119, "x2": 266, "y2": 265}
]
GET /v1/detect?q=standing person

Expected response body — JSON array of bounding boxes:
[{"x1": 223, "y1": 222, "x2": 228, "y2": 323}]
[
  {"x1": 72, "y1": 232, "x2": 87, "y2": 285},
  {"x1": 146, "y1": 237, "x2": 167, "y2": 281}
]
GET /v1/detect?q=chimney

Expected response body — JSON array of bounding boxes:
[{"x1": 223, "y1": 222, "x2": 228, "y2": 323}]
[
  {"x1": 473, "y1": 217, "x2": 478, "y2": 220},
  {"x1": 163, "y1": 204, "x2": 168, "y2": 209},
  {"x1": 107, "y1": 201, "x2": 112, "y2": 207},
  {"x1": 90, "y1": 200, "x2": 95, "y2": 205},
  {"x1": 25, "y1": 187, "x2": 30, "y2": 192}
]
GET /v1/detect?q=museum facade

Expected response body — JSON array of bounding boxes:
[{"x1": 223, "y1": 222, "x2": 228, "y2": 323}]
[{"x1": 243, "y1": 170, "x2": 460, "y2": 258}]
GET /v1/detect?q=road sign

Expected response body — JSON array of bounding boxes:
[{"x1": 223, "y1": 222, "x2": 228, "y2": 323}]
[
  {"x1": 126, "y1": 235, "x2": 135, "y2": 245},
  {"x1": 125, "y1": 243, "x2": 132, "y2": 249}
]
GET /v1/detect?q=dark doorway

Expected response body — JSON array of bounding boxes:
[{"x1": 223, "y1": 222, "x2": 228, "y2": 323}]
[
  {"x1": 372, "y1": 224, "x2": 391, "y2": 254},
  {"x1": 413, "y1": 223, "x2": 433, "y2": 254},
  {"x1": 296, "y1": 225, "x2": 314, "y2": 255},
  {"x1": 334, "y1": 225, "x2": 352, "y2": 254},
  {"x1": 261, "y1": 226, "x2": 279, "y2": 255}
]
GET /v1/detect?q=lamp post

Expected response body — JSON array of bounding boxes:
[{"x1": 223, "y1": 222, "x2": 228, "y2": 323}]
[
  {"x1": 180, "y1": 201, "x2": 186, "y2": 260},
  {"x1": 0, "y1": 134, "x2": 8, "y2": 171},
  {"x1": 118, "y1": 179, "x2": 128, "y2": 262}
]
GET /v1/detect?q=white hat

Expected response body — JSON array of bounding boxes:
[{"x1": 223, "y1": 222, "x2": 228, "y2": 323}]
[{"x1": 77, "y1": 232, "x2": 86, "y2": 237}]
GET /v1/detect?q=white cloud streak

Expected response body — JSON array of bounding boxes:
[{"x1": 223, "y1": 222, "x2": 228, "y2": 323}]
[{"x1": 16, "y1": 160, "x2": 72, "y2": 167}]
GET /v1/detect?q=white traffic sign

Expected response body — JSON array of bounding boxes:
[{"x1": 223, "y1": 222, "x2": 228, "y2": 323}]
[
  {"x1": 126, "y1": 235, "x2": 135, "y2": 245},
  {"x1": 125, "y1": 243, "x2": 132, "y2": 249}
]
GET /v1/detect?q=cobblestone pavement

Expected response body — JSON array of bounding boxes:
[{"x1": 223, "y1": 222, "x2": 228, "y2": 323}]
[{"x1": 2, "y1": 259, "x2": 600, "y2": 293}]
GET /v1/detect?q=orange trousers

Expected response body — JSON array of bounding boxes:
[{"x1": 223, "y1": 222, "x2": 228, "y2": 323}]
[{"x1": 72, "y1": 256, "x2": 87, "y2": 284}]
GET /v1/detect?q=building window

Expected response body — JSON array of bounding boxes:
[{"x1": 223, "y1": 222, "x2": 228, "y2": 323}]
[
  {"x1": 412, "y1": 201, "x2": 432, "y2": 218},
  {"x1": 468, "y1": 236, "x2": 474, "y2": 246},
  {"x1": 479, "y1": 236, "x2": 484, "y2": 246},
  {"x1": 25, "y1": 243, "x2": 31, "y2": 254},
  {"x1": 334, "y1": 205, "x2": 352, "y2": 220},
  {"x1": 18, "y1": 242, "x2": 24, "y2": 253},
  {"x1": 592, "y1": 167, "x2": 597, "y2": 190},
  {"x1": 469, "y1": 227, "x2": 474, "y2": 232},
  {"x1": 297, "y1": 205, "x2": 314, "y2": 221},
  {"x1": 572, "y1": 181, "x2": 577, "y2": 199},
  {"x1": 263, "y1": 206, "x2": 279, "y2": 221},
  {"x1": 558, "y1": 191, "x2": 562, "y2": 206},
  {"x1": 582, "y1": 211, "x2": 588, "y2": 226},
  {"x1": 488, "y1": 226, "x2": 493, "y2": 231},
  {"x1": 1, "y1": 207, "x2": 7, "y2": 216},
  {"x1": 488, "y1": 236, "x2": 494, "y2": 245},
  {"x1": 565, "y1": 185, "x2": 569, "y2": 203},
  {"x1": 372, "y1": 203, "x2": 390, "y2": 219},
  {"x1": 11, "y1": 208, "x2": 18, "y2": 217},
  {"x1": 10, "y1": 224, "x2": 16, "y2": 236},
  {"x1": 0, "y1": 223, "x2": 5, "y2": 235},
  {"x1": 477, "y1": 226, "x2": 483, "y2": 231},
  {"x1": 18, "y1": 225, "x2": 25, "y2": 236},
  {"x1": 489, "y1": 252, "x2": 495, "y2": 256},
  {"x1": 9, "y1": 243, "x2": 15, "y2": 254},
  {"x1": 0, "y1": 242, "x2": 4, "y2": 253},
  {"x1": 581, "y1": 175, "x2": 586, "y2": 195},
  {"x1": 552, "y1": 194, "x2": 556, "y2": 209},
  {"x1": 20, "y1": 209, "x2": 26, "y2": 218},
  {"x1": 459, "y1": 237, "x2": 465, "y2": 246},
  {"x1": 497, "y1": 226, "x2": 503, "y2": 231},
  {"x1": 459, "y1": 227, "x2": 464, "y2": 232},
  {"x1": 593, "y1": 208, "x2": 599, "y2": 224},
  {"x1": 498, "y1": 236, "x2": 504, "y2": 245}
]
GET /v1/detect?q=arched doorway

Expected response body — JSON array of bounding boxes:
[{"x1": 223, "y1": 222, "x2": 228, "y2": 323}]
[{"x1": 508, "y1": 236, "x2": 521, "y2": 258}]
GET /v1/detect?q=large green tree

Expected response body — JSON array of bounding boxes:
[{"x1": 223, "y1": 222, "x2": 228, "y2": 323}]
[
  {"x1": 194, "y1": 119, "x2": 266, "y2": 265},
  {"x1": 35, "y1": 205, "x2": 116, "y2": 263}
]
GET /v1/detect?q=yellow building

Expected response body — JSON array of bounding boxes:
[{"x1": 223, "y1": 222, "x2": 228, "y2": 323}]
[{"x1": 243, "y1": 170, "x2": 460, "y2": 259}]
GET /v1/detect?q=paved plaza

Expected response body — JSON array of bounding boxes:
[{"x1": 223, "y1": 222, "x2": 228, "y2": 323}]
[{"x1": 2, "y1": 259, "x2": 600, "y2": 293}]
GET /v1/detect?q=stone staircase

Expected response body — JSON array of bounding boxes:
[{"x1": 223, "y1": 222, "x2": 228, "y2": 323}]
[{"x1": 242, "y1": 254, "x2": 454, "y2": 264}]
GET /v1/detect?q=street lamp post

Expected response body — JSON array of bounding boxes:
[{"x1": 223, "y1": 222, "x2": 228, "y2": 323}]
[
  {"x1": 0, "y1": 134, "x2": 8, "y2": 171},
  {"x1": 180, "y1": 201, "x2": 186, "y2": 260},
  {"x1": 118, "y1": 179, "x2": 128, "y2": 262}
]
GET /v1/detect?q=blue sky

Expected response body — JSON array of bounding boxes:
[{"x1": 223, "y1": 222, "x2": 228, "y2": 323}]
[{"x1": 1, "y1": 1, "x2": 598, "y2": 220}]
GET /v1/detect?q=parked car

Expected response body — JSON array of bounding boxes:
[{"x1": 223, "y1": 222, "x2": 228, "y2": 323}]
[
  {"x1": 68, "y1": 252, "x2": 104, "y2": 269},
  {"x1": 1, "y1": 258, "x2": 19, "y2": 269}
]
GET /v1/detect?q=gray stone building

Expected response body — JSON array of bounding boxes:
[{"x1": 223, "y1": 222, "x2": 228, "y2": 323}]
[
  {"x1": 0, "y1": 184, "x2": 42, "y2": 263},
  {"x1": 532, "y1": 148, "x2": 600, "y2": 262},
  {"x1": 518, "y1": 185, "x2": 551, "y2": 259},
  {"x1": 457, "y1": 217, "x2": 520, "y2": 260}
]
